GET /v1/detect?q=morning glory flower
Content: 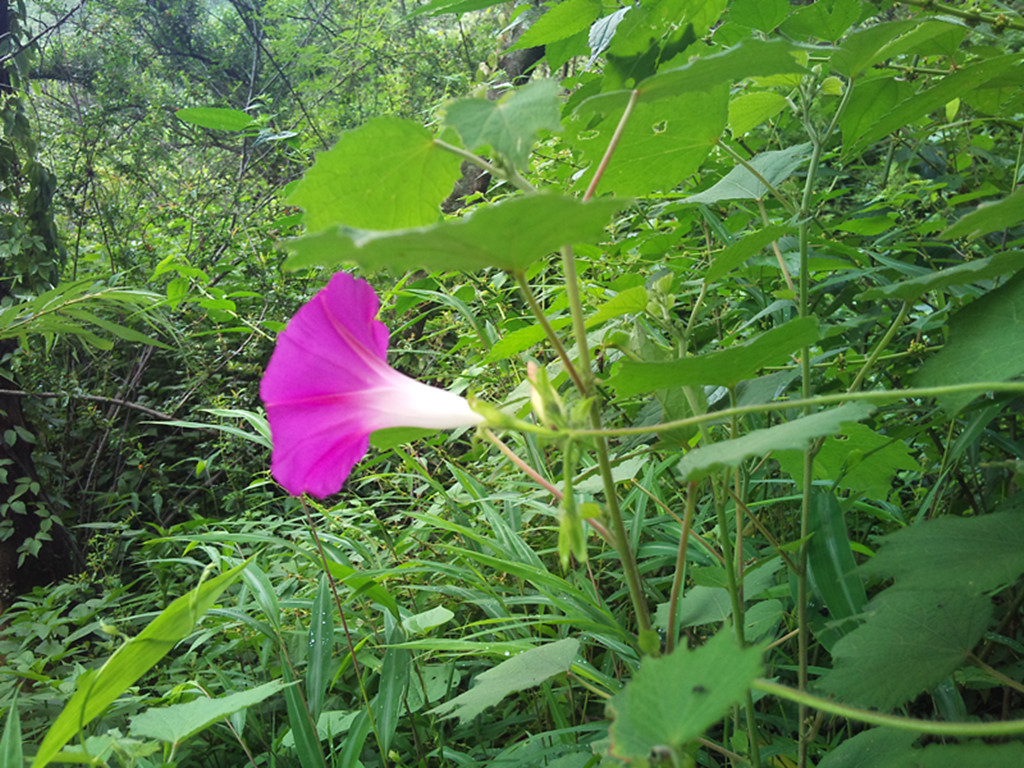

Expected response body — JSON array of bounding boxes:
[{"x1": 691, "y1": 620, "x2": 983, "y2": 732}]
[{"x1": 260, "y1": 271, "x2": 484, "y2": 498}]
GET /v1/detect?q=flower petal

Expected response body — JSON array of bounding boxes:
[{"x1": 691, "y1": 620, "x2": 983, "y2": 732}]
[
  {"x1": 260, "y1": 271, "x2": 391, "y2": 405},
  {"x1": 265, "y1": 393, "x2": 374, "y2": 498},
  {"x1": 261, "y1": 271, "x2": 483, "y2": 498}
]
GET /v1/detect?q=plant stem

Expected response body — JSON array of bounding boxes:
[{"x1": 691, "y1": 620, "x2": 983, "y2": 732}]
[
  {"x1": 754, "y1": 679, "x2": 1024, "y2": 736},
  {"x1": 847, "y1": 301, "x2": 909, "y2": 393},
  {"x1": 514, "y1": 271, "x2": 586, "y2": 393},
  {"x1": 561, "y1": 244, "x2": 654, "y2": 650}
]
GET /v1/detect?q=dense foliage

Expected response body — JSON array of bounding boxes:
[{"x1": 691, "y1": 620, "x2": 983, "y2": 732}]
[{"x1": 3, "y1": 0, "x2": 1024, "y2": 767}]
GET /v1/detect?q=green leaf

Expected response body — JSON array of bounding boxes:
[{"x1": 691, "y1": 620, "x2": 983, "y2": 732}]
[
  {"x1": 677, "y1": 402, "x2": 875, "y2": 483},
  {"x1": 847, "y1": 54, "x2": 1023, "y2": 156},
  {"x1": 402, "y1": 606, "x2": 455, "y2": 635},
  {"x1": 287, "y1": 117, "x2": 462, "y2": 231},
  {"x1": 430, "y1": 638, "x2": 579, "y2": 723},
  {"x1": 369, "y1": 427, "x2": 437, "y2": 450},
  {"x1": 635, "y1": 40, "x2": 808, "y2": 102},
  {"x1": 878, "y1": 742, "x2": 1024, "y2": 768},
  {"x1": 282, "y1": 195, "x2": 623, "y2": 273},
  {"x1": 941, "y1": 187, "x2": 1024, "y2": 240},
  {"x1": 282, "y1": 655, "x2": 327, "y2": 768},
  {"x1": 707, "y1": 225, "x2": 793, "y2": 282},
  {"x1": 914, "y1": 271, "x2": 1024, "y2": 414},
  {"x1": 32, "y1": 562, "x2": 249, "y2": 768},
  {"x1": 373, "y1": 614, "x2": 410, "y2": 755},
  {"x1": 781, "y1": 0, "x2": 863, "y2": 42},
  {"x1": 728, "y1": 0, "x2": 789, "y2": 32},
  {"x1": 608, "y1": 316, "x2": 818, "y2": 396},
  {"x1": 444, "y1": 80, "x2": 561, "y2": 170},
  {"x1": 728, "y1": 92, "x2": 789, "y2": 137},
  {"x1": 857, "y1": 252, "x2": 1024, "y2": 302},
  {"x1": 510, "y1": 0, "x2": 601, "y2": 49},
  {"x1": 862, "y1": 512, "x2": 1024, "y2": 593},
  {"x1": 406, "y1": 0, "x2": 508, "y2": 17},
  {"x1": 569, "y1": 87, "x2": 728, "y2": 196},
  {"x1": 818, "y1": 587, "x2": 992, "y2": 710},
  {"x1": 806, "y1": 489, "x2": 867, "y2": 635},
  {"x1": 322, "y1": 560, "x2": 399, "y2": 617},
  {"x1": 841, "y1": 77, "x2": 913, "y2": 157},
  {"x1": 684, "y1": 142, "x2": 812, "y2": 203},
  {"x1": 129, "y1": 680, "x2": 288, "y2": 745},
  {"x1": 485, "y1": 285, "x2": 646, "y2": 363},
  {"x1": 1, "y1": 698, "x2": 22, "y2": 768},
  {"x1": 832, "y1": 19, "x2": 965, "y2": 78},
  {"x1": 306, "y1": 575, "x2": 335, "y2": 721},
  {"x1": 777, "y1": 423, "x2": 920, "y2": 498},
  {"x1": 816, "y1": 728, "x2": 918, "y2": 768},
  {"x1": 607, "y1": 632, "x2": 763, "y2": 761},
  {"x1": 175, "y1": 107, "x2": 254, "y2": 131}
]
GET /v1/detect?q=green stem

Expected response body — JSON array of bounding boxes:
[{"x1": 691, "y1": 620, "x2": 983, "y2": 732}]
[
  {"x1": 847, "y1": 302, "x2": 910, "y2": 393},
  {"x1": 561, "y1": 244, "x2": 654, "y2": 649},
  {"x1": 514, "y1": 271, "x2": 586, "y2": 393},
  {"x1": 564, "y1": 382, "x2": 1024, "y2": 438},
  {"x1": 755, "y1": 679, "x2": 1024, "y2": 736},
  {"x1": 896, "y1": 0, "x2": 1024, "y2": 31}
]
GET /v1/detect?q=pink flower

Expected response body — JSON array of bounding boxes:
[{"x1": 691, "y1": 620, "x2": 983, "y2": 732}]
[{"x1": 260, "y1": 272, "x2": 484, "y2": 498}]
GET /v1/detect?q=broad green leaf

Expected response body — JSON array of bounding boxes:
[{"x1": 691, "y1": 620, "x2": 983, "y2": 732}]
[
  {"x1": 677, "y1": 402, "x2": 874, "y2": 483},
  {"x1": 941, "y1": 188, "x2": 1024, "y2": 240},
  {"x1": 832, "y1": 19, "x2": 964, "y2": 78},
  {"x1": 841, "y1": 77, "x2": 913, "y2": 157},
  {"x1": 848, "y1": 55, "x2": 1023, "y2": 156},
  {"x1": 684, "y1": 142, "x2": 812, "y2": 204},
  {"x1": 876, "y1": 742, "x2": 1024, "y2": 768},
  {"x1": 129, "y1": 681, "x2": 287, "y2": 745},
  {"x1": 862, "y1": 512, "x2": 1024, "y2": 592},
  {"x1": 857, "y1": 252, "x2": 1024, "y2": 301},
  {"x1": 635, "y1": 40, "x2": 807, "y2": 102},
  {"x1": 175, "y1": 107, "x2": 253, "y2": 131},
  {"x1": 32, "y1": 562, "x2": 249, "y2": 768},
  {"x1": 728, "y1": 91, "x2": 789, "y2": 137},
  {"x1": 282, "y1": 196, "x2": 622, "y2": 273},
  {"x1": 707, "y1": 225, "x2": 793, "y2": 281},
  {"x1": 288, "y1": 117, "x2": 462, "y2": 231},
  {"x1": 1, "y1": 698, "x2": 22, "y2": 768},
  {"x1": 818, "y1": 587, "x2": 992, "y2": 710},
  {"x1": 510, "y1": 0, "x2": 601, "y2": 49},
  {"x1": 608, "y1": 316, "x2": 818, "y2": 396},
  {"x1": 806, "y1": 489, "x2": 867, "y2": 637},
  {"x1": 781, "y1": 0, "x2": 863, "y2": 42},
  {"x1": 306, "y1": 575, "x2": 335, "y2": 721},
  {"x1": 816, "y1": 728, "x2": 918, "y2": 768},
  {"x1": 728, "y1": 0, "x2": 788, "y2": 32},
  {"x1": 914, "y1": 271, "x2": 1024, "y2": 414},
  {"x1": 430, "y1": 638, "x2": 579, "y2": 723},
  {"x1": 569, "y1": 87, "x2": 728, "y2": 197},
  {"x1": 777, "y1": 423, "x2": 920, "y2": 498},
  {"x1": 444, "y1": 80, "x2": 561, "y2": 170},
  {"x1": 402, "y1": 606, "x2": 455, "y2": 635},
  {"x1": 607, "y1": 632, "x2": 762, "y2": 761}
]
